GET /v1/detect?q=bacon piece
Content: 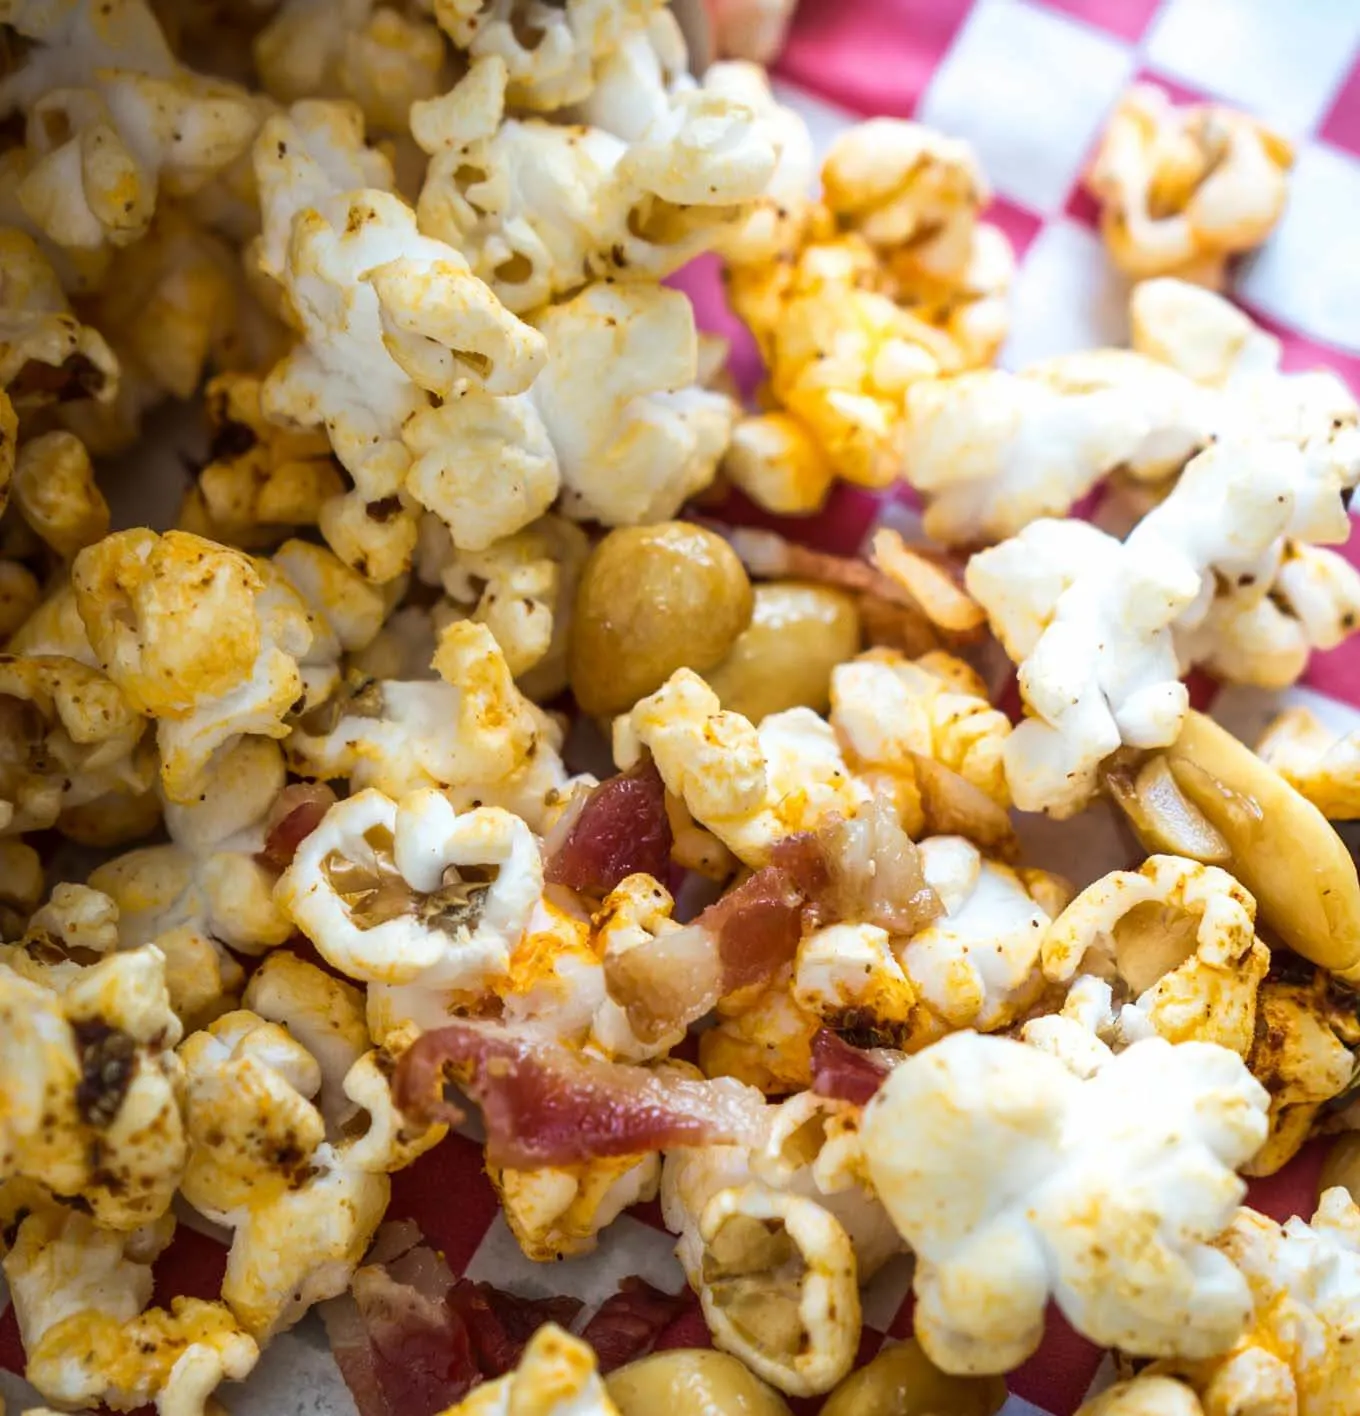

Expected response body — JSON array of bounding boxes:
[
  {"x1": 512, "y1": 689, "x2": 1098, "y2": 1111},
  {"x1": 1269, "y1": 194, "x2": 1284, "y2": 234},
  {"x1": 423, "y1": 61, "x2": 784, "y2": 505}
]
[
  {"x1": 447, "y1": 1280, "x2": 584, "y2": 1377},
  {"x1": 810, "y1": 1028, "x2": 889, "y2": 1106},
  {"x1": 393, "y1": 1020, "x2": 767, "y2": 1168},
  {"x1": 258, "y1": 783, "x2": 338, "y2": 870},
  {"x1": 545, "y1": 759, "x2": 673, "y2": 896},
  {"x1": 817, "y1": 796, "x2": 943, "y2": 935},
  {"x1": 604, "y1": 844, "x2": 822, "y2": 1042},
  {"x1": 579, "y1": 1278, "x2": 691, "y2": 1373}
]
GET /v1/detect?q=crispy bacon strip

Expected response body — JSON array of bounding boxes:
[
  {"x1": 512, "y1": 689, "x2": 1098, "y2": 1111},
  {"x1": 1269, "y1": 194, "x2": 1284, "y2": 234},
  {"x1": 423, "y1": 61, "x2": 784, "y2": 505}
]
[
  {"x1": 810, "y1": 1028, "x2": 890, "y2": 1106},
  {"x1": 544, "y1": 759, "x2": 673, "y2": 896},
  {"x1": 392, "y1": 1021, "x2": 766, "y2": 1168},
  {"x1": 579, "y1": 1278, "x2": 691, "y2": 1373},
  {"x1": 447, "y1": 1280, "x2": 584, "y2": 1377}
]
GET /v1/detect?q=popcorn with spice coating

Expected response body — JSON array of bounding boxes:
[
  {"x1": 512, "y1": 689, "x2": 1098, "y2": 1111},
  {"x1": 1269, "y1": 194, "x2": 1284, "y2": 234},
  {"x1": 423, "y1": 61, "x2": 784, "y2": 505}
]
[
  {"x1": 11, "y1": 430, "x2": 109, "y2": 559},
  {"x1": 615, "y1": 667, "x2": 865, "y2": 868},
  {"x1": 662, "y1": 1087, "x2": 899, "y2": 1396},
  {"x1": 179, "y1": 374, "x2": 345, "y2": 550},
  {"x1": 1257, "y1": 705, "x2": 1360, "y2": 819},
  {"x1": 0, "y1": 0, "x2": 261, "y2": 258},
  {"x1": 444, "y1": 1324, "x2": 620, "y2": 1416},
  {"x1": 861, "y1": 1030, "x2": 1270, "y2": 1375},
  {"x1": 1043, "y1": 854, "x2": 1270, "y2": 1058},
  {"x1": 73, "y1": 528, "x2": 313, "y2": 802},
  {"x1": 0, "y1": 227, "x2": 119, "y2": 412},
  {"x1": 0, "y1": 943, "x2": 186, "y2": 1230},
  {"x1": 0, "y1": 650, "x2": 155, "y2": 837},
  {"x1": 289, "y1": 619, "x2": 578, "y2": 825},
  {"x1": 1088, "y1": 83, "x2": 1293, "y2": 285},
  {"x1": 178, "y1": 1001, "x2": 442, "y2": 1340},
  {"x1": 413, "y1": 53, "x2": 776, "y2": 315},
  {"x1": 254, "y1": 0, "x2": 446, "y2": 134},
  {"x1": 3, "y1": 1206, "x2": 258, "y2": 1416}
]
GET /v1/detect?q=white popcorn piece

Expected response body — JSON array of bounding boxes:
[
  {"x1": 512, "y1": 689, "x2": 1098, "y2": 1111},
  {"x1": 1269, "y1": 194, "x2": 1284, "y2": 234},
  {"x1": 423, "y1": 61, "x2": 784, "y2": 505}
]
[
  {"x1": 0, "y1": 227, "x2": 118, "y2": 410},
  {"x1": 615, "y1": 667, "x2": 865, "y2": 868},
  {"x1": 72, "y1": 528, "x2": 314, "y2": 803},
  {"x1": 254, "y1": 0, "x2": 446, "y2": 135},
  {"x1": 253, "y1": 99, "x2": 546, "y2": 580},
  {"x1": 967, "y1": 439, "x2": 1305, "y2": 815},
  {"x1": 0, "y1": 0, "x2": 260, "y2": 255},
  {"x1": 0, "y1": 945, "x2": 186, "y2": 1230},
  {"x1": 443, "y1": 1324, "x2": 621, "y2": 1416},
  {"x1": 861, "y1": 1031, "x2": 1270, "y2": 1374},
  {"x1": 792, "y1": 922, "x2": 916, "y2": 1038},
  {"x1": 288, "y1": 620, "x2": 577, "y2": 826},
  {"x1": 4, "y1": 1207, "x2": 258, "y2": 1416},
  {"x1": 405, "y1": 282, "x2": 736, "y2": 541},
  {"x1": 662, "y1": 1089, "x2": 898, "y2": 1396},
  {"x1": 1043, "y1": 855, "x2": 1269, "y2": 1057},
  {"x1": 1258, "y1": 705, "x2": 1360, "y2": 819},
  {"x1": 899, "y1": 835, "x2": 1056, "y2": 1036},
  {"x1": 1088, "y1": 84, "x2": 1293, "y2": 285},
  {"x1": 278, "y1": 786, "x2": 542, "y2": 991},
  {"x1": 414, "y1": 52, "x2": 776, "y2": 314},
  {"x1": 178, "y1": 995, "x2": 442, "y2": 1341},
  {"x1": 1157, "y1": 1188, "x2": 1360, "y2": 1413},
  {"x1": 432, "y1": 0, "x2": 666, "y2": 113}
]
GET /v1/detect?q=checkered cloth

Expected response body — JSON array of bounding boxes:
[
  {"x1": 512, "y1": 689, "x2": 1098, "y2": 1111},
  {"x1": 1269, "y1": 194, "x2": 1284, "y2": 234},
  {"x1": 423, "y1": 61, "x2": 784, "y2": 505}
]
[{"x1": 2, "y1": 4, "x2": 1358, "y2": 1414}]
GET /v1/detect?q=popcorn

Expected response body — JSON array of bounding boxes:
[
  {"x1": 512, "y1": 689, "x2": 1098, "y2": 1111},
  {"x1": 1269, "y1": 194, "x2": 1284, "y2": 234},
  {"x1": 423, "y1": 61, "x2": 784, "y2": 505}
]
[
  {"x1": 830, "y1": 649, "x2": 1012, "y2": 816},
  {"x1": 12, "y1": 430, "x2": 110, "y2": 558},
  {"x1": 860, "y1": 1031, "x2": 1270, "y2": 1373},
  {"x1": 178, "y1": 999, "x2": 442, "y2": 1339},
  {"x1": 405, "y1": 283, "x2": 736, "y2": 540},
  {"x1": 700, "y1": 966, "x2": 821, "y2": 1094},
  {"x1": 722, "y1": 411, "x2": 836, "y2": 516},
  {"x1": 3, "y1": 1207, "x2": 258, "y2": 1416},
  {"x1": 254, "y1": 99, "x2": 547, "y2": 580},
  {"x1": 897, "y1": 835, "x2": 1061, "y2": 1039},
  {"x1": 966, "y1": 440, "x2": 1303, "y2": 815},
  {"x1": 73, "y1": 528, "x2": 313, "y2": 802},
  {"x1": 0, "y1": 0, "x2": 260, "y2": 255},
  {"x1": 1258, "y1": 705, "x2": 1360, "y2": 818},
  {"x1": 278, "y1": 787, "x2": 542, "y2": 991},
  {"x1": 254, "y1": 0, "x2": 446, "y2": 134},
  {"x1": 1088, "y1": 84, "x2": 1293, "y2": 285},
  {"x1": 0, "y1": 227, "x2": 119, "y2": 411},
  {"x1": 1241, "y1": 978, "x2": 1357, "y2": 1177},
  {"x1": 1043, "y1": 855, "x2": 1269, "y2": 1057},
  {"x1": 1129, "y1": 1189, "x2": 1360, "y2": 1416},
  {"x1": 0, "y1": 944, "x2": 186, "y2": 1229},
  {"x1": 289, "y1": 619, "x2": 577, "y2": 827},
  {"x1": 416, "y1": 513, "x2": 589, "y2": 694},
  {"x1": 899, "y1": 352, "x2": 1213, "y2": 546},
  {"x1": 443, "y1": 1324, "x2": 620, "y2": 1416},
  {"x1": 792, "y1": 922, "x2": 916, "y2": 1040},
  {"x1": 413, "y1": 54, "x2": 776, "y2": 314},
  {"x1": 0, "y1": 651, "x2": 155, "y2": 837},
  {"x1": 0, "y1": 557, "x2": 41, "y2": 639},
  {"x1": 662, "y1": 1089, "x2": 899, "y2": 1395},
  {"x1": 491, "y1": 1152, "x2": 661, "y2": 1261},
  {"x1": 89, "y1": 736, "x2": 296, "y2": 1024},
  {"x1": 615, "y1": 667, "x2": 865, "y2": 868},
  {"x1": 430, "y1": 0, "x2": 666, "y2": 113}
]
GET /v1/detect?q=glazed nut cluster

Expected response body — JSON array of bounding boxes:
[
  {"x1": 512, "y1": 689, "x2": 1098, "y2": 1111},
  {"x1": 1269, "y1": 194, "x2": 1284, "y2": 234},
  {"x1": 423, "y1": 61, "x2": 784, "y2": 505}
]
[{"x1": 0, "y1": 4, "x2": 1355, "y2": 1416}]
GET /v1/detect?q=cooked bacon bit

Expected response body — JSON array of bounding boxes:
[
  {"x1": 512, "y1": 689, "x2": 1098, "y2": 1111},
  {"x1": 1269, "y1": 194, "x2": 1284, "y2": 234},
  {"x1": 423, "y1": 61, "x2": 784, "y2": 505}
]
[
  {"x1": 447, "y1": 1280, "x2": 584, "y2": 1377},
  {"x1": 579, "y1": 1278, "x2": 691, "y2": 1373},
  {"x1": 857, "y1": 592, "x2": 945, "y2": 658},
  {"x1": 604, "y1": 841, "x2": 825, "y2": 1041},
  {"x1": 544, "y1": 759, "x2": 673, "y2": 896},
  {"x1": 392, "y1": 1021, "x2": 766, "y2": 1168},
  {"x1": 870, "y1": 528, "x2": 985, "y2": 634},
  {"x1": 810, "y1": 1028, "x2": 889, "y2": 1106},
  {"x1": 721, "y1": 525, "x2": 909, "y2": 602},
  {"x1": 259, "y1": 783, "x2": 338, "y2": 870},
  {"x1": 818, "y1": 796, "x2": 943, "y2": 935}
]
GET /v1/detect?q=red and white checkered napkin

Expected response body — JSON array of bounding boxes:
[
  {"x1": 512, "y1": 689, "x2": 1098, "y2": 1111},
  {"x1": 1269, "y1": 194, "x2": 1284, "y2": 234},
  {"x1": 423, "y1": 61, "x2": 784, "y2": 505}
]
[{"x1": 3, "y1": 5, "x2": 1359, "y2": 1414}]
